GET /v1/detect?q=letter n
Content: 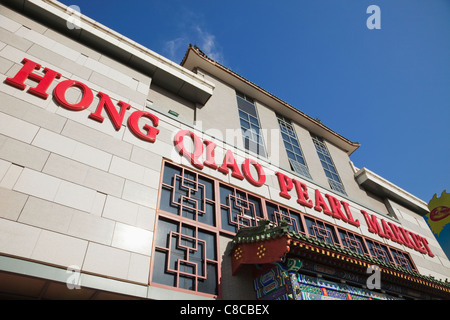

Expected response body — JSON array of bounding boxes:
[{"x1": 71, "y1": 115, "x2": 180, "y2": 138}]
[{"x1": 89, "y1": 92, "x2": 131, "y2": 130}]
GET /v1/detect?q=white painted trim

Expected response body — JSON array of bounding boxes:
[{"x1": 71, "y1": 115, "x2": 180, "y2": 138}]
[
  {"x1": 355, "y1": 167, "x2": 429, "y2": 213},
  {"x1": 25, "y1": 0, "x2": 214, "y2": 99}
]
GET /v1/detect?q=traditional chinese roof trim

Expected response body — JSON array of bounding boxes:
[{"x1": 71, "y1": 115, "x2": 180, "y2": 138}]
[
  {"x1": 230, "y1": 221, "x2": 450, "y2": 297},
  {"x1": 231, "y1": 220, "x2": 289, "y2": 246}
]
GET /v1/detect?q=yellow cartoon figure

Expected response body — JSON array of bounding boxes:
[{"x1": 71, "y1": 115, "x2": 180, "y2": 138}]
[{"x1": 427, "y1": 190, "x2": 450, "y2": 236}]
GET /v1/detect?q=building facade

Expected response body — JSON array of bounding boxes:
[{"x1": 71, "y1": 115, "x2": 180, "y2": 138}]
[{"x1": 0, "y1": 0, "x2": 448, "y2": 300}]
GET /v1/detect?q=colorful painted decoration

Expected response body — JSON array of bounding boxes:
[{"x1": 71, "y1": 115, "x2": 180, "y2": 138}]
[
  {"x1": 426, "y1": 190, "x2": 450, "y2": 258},
  {"x1": 253, "y1": 263, "x2": 402, "y2": 300}
]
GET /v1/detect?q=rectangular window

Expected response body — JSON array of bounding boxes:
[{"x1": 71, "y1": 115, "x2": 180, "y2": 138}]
[
  {"x1": 390, "y1": 248, "x2": 416, "y2": 271},
  {"x1": 266, "y1": 201, "x2": 305, "y2": 234},
  {"x1": 304, "y1": 216, "x2": 340, "y2": 246},
  {"x1": 338, "y1": 228, "x2": 368, "y2": 255},
  {"x1": 276, "y1": 113, "x2": 312, "y2": 179},
  {"x1": 152, "y1": 217, "x2": 219, "y2": 295},
  {"x1": 236, "y1": 91, "x2": 267, "y2": 157},
  {"x1": 366, "y1": 239, "x2": 393, "y2": 265},
  {"x1": 159, "y1": 162, "x2": 216, "y2": 227},
  {"x1": 311, "y1": 134, "x2": 347, "y2": 195},
  {"x1": 219, "y1": 183, "x2": 264, "y2": 234}
]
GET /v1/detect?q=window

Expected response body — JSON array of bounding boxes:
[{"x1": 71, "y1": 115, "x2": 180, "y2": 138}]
[
  {"x1": 266, "y1": 201, "x2": 305, "y2": 234},
  {"x1": 390, "y1": 248, "x2": 415, "y2": 271},
  {"x1": 236, "y1": 91, "x2": 267, "y2": 157},
  {"x1": 366, "y1": 240, "x2": 393, "y2": 265},
  {"x1": 159, "y1": 162, "x2": 216, "y2": 226},
  {"x1": 219, "y1": 183, "x2": 264, "y2": 234},
  {"x1": 338, "y1": 229, "x2": 368, "y2": 255},
  {"x1": 311, "y1": 134, "x2": 347, "y2": 195},
  {"x1": 153, "y1": 163, "x2": 220, "y2": 296},
  {"x1": 276, "y1": 113, "x2": 312, "y2": 179},
  {"x1": 304, "y1": 216, "x2": 340, "y2": 246},
  {"x1": 152, "y1": 217, "x2": 219, "y2": 295}
]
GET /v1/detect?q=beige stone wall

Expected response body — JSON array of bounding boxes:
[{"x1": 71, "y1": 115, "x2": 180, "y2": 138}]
[{"x1": 0, "y1": 4, "x2": 158, "y2": 286}]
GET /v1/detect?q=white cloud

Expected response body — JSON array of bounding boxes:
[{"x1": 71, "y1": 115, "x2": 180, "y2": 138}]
[
  {"x1": 163, "y1": 37, "x2": 186, "y2": 61},
  {"x1": 193, "y1": 25, "x2": 224, "y2": 64},
  {"x1": 162, "y1": 12, "x2": 224, "y2": 65}
]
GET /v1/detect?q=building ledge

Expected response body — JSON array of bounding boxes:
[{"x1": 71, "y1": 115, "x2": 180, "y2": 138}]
[
  {"x1": 4, "y1": 0, "x2": 214, "y2": 105},
  {"x1": 355, "y1": 167, "x2": 429, "y2": 216}
]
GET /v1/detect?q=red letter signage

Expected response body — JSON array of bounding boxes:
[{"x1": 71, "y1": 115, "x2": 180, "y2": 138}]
[
  {"x1": 5, "y1": 58, "x2": 61, "y2": 99},
  {"x1": 174, "y1": 130, "x2": 204, "y2": 169},
  {"x1": 361, "y1": 210, "x2": 434, "y2": 257},
  {"x1": 89, "y1": 92, "x2": 131, "y2": 130},
  {"x1": 242, "y1": 158, "x2": 266, "y2": 187},
  {"x1": 275, "y1": 172, "x2": 293, "y2": 199},
  {"x1": 127, "y1": 110, "x2": 160, "y2": 143},
  {"x1": 54, "y1": 80, "x2": 94, "y2": 111}
]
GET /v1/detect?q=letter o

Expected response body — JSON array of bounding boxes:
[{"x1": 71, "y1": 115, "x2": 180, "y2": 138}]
[
  {"x1": 242, "y1": 158, "x2": 266, "y2": 187},
  {"x1": 54, "y1": 79, "x2": 94, "y2": 111}
]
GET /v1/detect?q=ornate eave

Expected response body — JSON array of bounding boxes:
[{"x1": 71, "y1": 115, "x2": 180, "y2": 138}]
[{"x1": 229, "y1": 221, "x2": 450, "y2": 299}]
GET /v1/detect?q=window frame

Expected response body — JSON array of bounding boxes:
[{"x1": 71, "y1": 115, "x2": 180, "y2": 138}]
[
  {"x1": 276, "y1": 113, "x2": 312, "y2": 179},
  {"x1": 236, "y1": 91, "x2": 267, "y2": 158},
  {"x1": 311, "y1": 134, "x2": 347, "y2": 195}
]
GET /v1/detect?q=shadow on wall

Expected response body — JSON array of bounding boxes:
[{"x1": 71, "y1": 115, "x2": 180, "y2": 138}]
[{"x1": 219, "y1": 240, "x2": 256, "y2": 300}]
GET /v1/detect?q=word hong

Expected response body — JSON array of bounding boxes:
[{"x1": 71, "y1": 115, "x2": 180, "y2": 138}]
[{"x1": 5, "y1": 58, "x2": 160, "y2": 143}]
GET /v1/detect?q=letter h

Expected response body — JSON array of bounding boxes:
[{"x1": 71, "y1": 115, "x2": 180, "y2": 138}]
[{"x1": 5, "y1": 58, "x2": 61, "y2": 99}]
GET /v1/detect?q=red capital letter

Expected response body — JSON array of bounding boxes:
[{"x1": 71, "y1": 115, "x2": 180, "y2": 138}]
[
  {"x1": 218, "y1": 150, "x2": 244, "y2": 180},
  {"x1": 314, "y1": 190, "x2": 333, "y2": 215},
  {"x1": 409, "y1": 233, "x2": 427, "y2": 254},
  {"x1": 174, "y1": 130, "x2": 203, "y2": 169},
  {"x1": 54, "y1": 80, "x2": 94, "y2": 111},
  {"x1": 89, "y1": 92, "x2": 131, "y2": 130},
  {"x1": 381, "y1": 219, "x2": 395, "y2": 241},
  {"x1": 275, "y1": 172, "x2": 293, "y2": 199},
  {"x1": 128, "y1": 110, "x2": 160, "y2": 143},
  {"x1": 5, "y1": 58, "x2": 61, "y2": 99},
  {"x1": 292, "y1": 179, "x2": 313, "y2": 208},
  {"x1": 361, "y1": 210, "x2": 387, "y2": 237},
  {"x1": 340, "y1": 201, "x2": 360, "y2": 227},
  {"x1": 242, "y1": 158, "x2": 266, "y2": 187},
  {"x1": 203, "y1": 140, "x2": 218, "y2": 170},
  {"x1": 387, "y1": 222, "x2": 406, "y2": 245},
  {"x1": 325, "y1": 194, "x2": 348, "y2": 222},
  {"x1": 419, "y1": 236, "x2": 434, "y2": 257}
]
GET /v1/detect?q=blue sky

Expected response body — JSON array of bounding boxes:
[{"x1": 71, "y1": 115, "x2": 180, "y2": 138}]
[{"x1": 59, "y1": 0, "x2": 450, "y2": 206}]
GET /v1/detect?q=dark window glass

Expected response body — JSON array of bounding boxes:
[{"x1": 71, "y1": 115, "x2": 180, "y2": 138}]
[
  {"x1": 236, "y1": 93, "x2": 266, "y2": 157},
  {"x1": 266, "y1": 202, "x2": 304, "y2": 234},
  {"x1": 391, "y1": 249, "x2": 415, "y2": 271},
  {"x1": 159, "y1": 165, "x2": 215, "y2": 227},
  {"x1": 276, "y1": 113, "x2": 312, "y2": 179},
  {"x1": 304, "y1": 216, "x2": 339, "y2": 246},
  {"x1": 219, "y1": 183, "x2": 263, "y2": 233},
  {"x1": 311, "y1": 134, "x2": 346, "y2": 195},
  {"x1": 152, "y1": 216, "x2": 218, "y2": 295},
  {"x1": 338, "y1": 229, "x2": 368, "y2": 255},
  {"x1": 366, "y1": 240, "x2": 393, "y2": 264}
]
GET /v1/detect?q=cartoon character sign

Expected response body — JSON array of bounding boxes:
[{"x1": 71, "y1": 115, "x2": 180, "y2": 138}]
[{"x1": 426, "y1": 190, "x2": 450, "y2": 257}]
